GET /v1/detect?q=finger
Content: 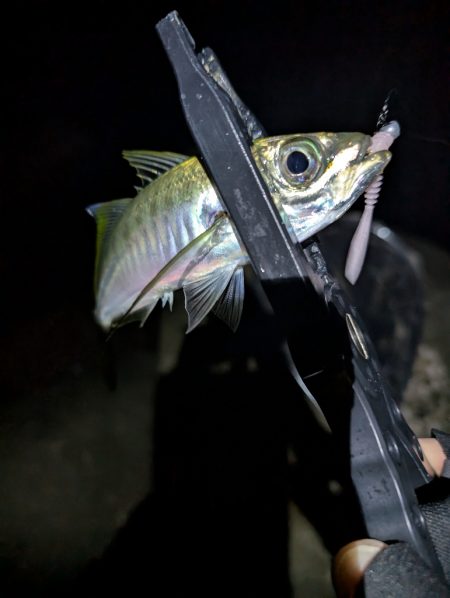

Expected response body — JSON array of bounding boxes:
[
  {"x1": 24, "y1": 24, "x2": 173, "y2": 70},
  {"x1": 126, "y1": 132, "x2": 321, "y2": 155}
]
[
  {"x1": 418, "y1": 438, "x2": 446, "y2": 477},
  {"x1": 333, "y1": 539, "x2": 387, "y2": 597}
]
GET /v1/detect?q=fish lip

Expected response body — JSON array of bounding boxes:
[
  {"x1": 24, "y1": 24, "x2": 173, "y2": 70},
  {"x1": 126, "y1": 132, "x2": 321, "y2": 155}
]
[
  {"x1": 364, "y1": 149, "x2": 391, "y2": 177},
  {"x1": 355, "y1": 150, "x2": 391, "y2": 191},
  {"x1": 351, "y1": 144, "x2": 392, "y2": 186}
]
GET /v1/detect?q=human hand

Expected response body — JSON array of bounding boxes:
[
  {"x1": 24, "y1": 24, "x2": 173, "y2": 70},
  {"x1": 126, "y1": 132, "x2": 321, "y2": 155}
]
[{"x1": 332, "y1": 437, "x2": 448, "y2": 597}]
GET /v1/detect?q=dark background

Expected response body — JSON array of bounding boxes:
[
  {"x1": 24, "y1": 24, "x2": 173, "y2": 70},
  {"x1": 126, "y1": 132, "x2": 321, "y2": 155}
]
[
  {"x1": 2, "y1": 0, "x2": 449, "y2": 332},
  {"x1": 0, "y1": 0, "x2": 449, "y2": 595}
]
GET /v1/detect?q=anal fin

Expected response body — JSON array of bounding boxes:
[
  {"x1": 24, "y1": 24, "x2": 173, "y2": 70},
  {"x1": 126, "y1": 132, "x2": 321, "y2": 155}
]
[
  {"x1": 112, "y1": 298, "x2": 159, "y2": 330},
  {"x1": 161, "y1": 291, "x2": 174, "y2": 310}
]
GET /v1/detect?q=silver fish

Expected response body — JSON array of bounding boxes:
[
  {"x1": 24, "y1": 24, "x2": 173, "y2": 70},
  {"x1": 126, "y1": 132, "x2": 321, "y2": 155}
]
[{"x1": 87, "y1": 132, "x2": 391, "y2": 332}]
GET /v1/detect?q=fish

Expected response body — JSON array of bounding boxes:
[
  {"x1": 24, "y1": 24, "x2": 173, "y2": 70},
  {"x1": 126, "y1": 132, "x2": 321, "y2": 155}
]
[{"x1": 87, "y1": 132, "x2": 391, "y2": 333}]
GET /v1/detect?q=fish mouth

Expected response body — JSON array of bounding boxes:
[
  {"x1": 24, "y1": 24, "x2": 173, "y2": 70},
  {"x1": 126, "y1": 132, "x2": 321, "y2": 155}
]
[
  {"x1": 342, "y1": 138, "x2": 392, "y2": 206},
  {"x1": 322, "y1": 142, "x2": 392, "y2": 226},
  {"x1": 350, "y1": 148, "x2": 391, "y2": 196}
]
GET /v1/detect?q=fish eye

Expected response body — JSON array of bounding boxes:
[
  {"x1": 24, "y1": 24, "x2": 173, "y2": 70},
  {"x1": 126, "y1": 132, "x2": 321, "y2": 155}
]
[
  {"x1": 280, "y1": 139, "x2": 323, "y2": 184},
  {"x1": 286, "y1": 151, "x2": 309, "y2": 175}
]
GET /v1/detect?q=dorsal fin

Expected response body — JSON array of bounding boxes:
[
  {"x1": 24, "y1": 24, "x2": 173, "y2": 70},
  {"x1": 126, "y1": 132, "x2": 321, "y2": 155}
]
[
  {"x1": 122, "y1": 150, "x2": 188, "y2": 190},
  {"x1": 86, "y1": 198, "x2": 132, "y2": 290}
]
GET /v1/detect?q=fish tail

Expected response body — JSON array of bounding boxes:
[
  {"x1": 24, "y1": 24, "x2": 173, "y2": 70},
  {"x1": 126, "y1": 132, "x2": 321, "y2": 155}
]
[{"x1": 86, "y1": 198, "x2": 132, "y2": 291}]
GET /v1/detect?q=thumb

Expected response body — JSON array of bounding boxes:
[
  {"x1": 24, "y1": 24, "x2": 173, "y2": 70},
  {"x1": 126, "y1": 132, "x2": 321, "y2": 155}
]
[{"x1": 333, "y1": 539, "x2": 387, "y2": 597}]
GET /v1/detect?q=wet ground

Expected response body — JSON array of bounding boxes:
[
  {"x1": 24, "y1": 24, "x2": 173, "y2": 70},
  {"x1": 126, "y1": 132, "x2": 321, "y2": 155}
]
[{"x1": 0, "y1": 230, "x2": 448, "y2": 596}]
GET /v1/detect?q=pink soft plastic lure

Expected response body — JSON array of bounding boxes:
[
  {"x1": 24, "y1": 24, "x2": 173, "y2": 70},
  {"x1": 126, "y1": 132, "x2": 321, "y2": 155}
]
[{"x1": 345, "y1": 120, "x2": 400, "y2": 284}]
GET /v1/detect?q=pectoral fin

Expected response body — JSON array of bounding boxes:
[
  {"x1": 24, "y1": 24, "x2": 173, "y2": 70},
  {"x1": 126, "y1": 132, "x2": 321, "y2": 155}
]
[
  {"x1": 183, "y1": 266, "x2": 237, "y2": 333},
  {"x1": 212, "y1": 267, "x2": 245, "y2": 332}
]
